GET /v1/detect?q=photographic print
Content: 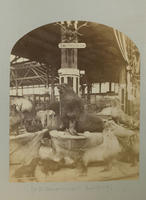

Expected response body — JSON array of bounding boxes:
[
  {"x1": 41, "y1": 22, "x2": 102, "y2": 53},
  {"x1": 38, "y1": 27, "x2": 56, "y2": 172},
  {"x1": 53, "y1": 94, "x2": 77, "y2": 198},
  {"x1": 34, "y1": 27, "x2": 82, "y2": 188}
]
[{"x1": 9, "y1": 20, "x2": 140, "y2": 182}]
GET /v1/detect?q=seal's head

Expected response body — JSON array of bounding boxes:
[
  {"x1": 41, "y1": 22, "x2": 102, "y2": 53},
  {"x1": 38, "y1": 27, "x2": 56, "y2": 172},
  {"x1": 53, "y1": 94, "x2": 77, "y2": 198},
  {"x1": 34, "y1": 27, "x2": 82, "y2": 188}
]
[{"x1": 57, "y1": 84, "x2": 74, "y2": 96}]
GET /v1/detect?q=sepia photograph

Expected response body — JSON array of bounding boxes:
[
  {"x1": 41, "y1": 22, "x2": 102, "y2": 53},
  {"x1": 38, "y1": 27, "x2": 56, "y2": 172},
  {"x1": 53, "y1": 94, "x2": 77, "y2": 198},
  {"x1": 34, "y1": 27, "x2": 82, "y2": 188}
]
[{"x1": 9, "y1": 20, "x2": 140, "y2": 182}]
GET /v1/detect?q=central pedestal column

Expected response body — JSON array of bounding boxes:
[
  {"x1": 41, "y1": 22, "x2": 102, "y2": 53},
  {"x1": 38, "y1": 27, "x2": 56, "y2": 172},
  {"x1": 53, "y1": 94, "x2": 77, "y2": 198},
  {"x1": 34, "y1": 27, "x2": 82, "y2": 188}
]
[{"x1": 58, "y1": 21, "x2": 86, "y2": 95}]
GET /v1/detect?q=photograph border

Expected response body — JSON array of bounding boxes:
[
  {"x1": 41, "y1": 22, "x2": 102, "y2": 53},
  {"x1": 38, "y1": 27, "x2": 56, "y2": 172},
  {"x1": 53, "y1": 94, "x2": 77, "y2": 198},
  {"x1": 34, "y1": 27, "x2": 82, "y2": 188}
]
[{"x1": 0, "y1": 0, "x2": 146, "y2": 200}]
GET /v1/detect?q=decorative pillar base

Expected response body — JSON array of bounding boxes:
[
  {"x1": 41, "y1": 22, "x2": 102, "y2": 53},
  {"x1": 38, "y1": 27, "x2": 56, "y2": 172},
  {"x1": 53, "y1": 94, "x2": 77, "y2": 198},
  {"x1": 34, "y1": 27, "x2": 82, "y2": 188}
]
[{"x1": 58, "y1": 68, "x2": 80, "y2": 94}]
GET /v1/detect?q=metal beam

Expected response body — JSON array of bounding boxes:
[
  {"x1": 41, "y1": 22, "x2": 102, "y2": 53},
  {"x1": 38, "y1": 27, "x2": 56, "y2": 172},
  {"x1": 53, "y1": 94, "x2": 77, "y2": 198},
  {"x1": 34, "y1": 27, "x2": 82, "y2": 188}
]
[
  {"x1": 31, "y1": 68, "x2": 46, "y2": 84},
  {"x1": 13, "y1": 75, "x2": 46, "y2": 81},
  {"x1": 11, "y1": 61, "x2": 45, "y2": 69},
  {"x1": 34, "y1": 67, "x2": 47, "y2": 75}
]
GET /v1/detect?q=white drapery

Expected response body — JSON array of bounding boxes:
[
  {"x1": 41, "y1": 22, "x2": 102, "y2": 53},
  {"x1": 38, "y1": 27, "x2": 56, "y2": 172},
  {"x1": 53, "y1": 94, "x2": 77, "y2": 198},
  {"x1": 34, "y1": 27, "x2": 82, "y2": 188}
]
[
  {"x1": 113, "y1": 29, "x2": 129, "y2": 63},
  {"x1": 113, "y1": 29, "x2": 133, "y2": 103}
]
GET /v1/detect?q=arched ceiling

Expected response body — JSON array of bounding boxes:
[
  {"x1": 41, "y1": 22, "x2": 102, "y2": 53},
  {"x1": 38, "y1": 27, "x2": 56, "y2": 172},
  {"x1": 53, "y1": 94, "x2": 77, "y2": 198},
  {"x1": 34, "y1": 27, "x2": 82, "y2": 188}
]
[{"x1": 11, "y1": 21, "x2": 131, "y2": 85}]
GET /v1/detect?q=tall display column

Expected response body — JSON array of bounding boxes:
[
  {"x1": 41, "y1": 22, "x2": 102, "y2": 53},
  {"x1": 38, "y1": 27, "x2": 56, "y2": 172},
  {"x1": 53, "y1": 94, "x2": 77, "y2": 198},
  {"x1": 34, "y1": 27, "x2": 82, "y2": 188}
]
[{"x1": 58, "y1": 21, "x2": 86, "y2": 94}]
